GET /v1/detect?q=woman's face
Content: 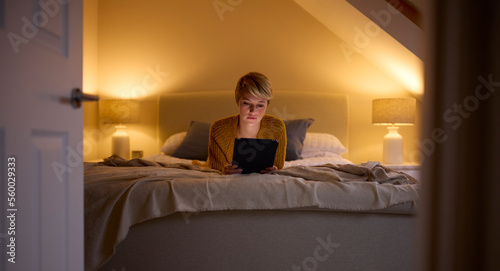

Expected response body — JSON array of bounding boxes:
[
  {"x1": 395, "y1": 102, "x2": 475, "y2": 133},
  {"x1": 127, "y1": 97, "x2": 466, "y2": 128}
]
[{"x1": 237, "y1": 91, "x2": 268, "y2": 126}]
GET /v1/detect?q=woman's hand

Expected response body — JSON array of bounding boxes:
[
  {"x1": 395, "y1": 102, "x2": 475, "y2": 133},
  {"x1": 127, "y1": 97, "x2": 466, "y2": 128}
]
[
  {"x1": 223, "y1": 163, "x2": 243, "y2": 175},
  {"x1": 261, "y1": 165, "x2": 278, "y2": 174}
]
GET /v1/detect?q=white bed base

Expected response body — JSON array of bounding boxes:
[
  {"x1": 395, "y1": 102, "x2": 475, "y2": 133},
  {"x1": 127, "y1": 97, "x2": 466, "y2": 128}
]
[{"x1": 99, "y1": 209, "x2": 415, "y2": 271}]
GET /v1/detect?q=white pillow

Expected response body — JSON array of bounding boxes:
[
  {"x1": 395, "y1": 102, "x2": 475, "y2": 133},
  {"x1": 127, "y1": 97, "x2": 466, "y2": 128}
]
[
  {"x1": 301, "y1": 133, "x2": 347, "y2": 156},
  {"x1": 301, "y1": 151, "x2": 343, "y2": 159},
  {"x1": 160, "y1": 132, "x2": 187, "y2": 155}
]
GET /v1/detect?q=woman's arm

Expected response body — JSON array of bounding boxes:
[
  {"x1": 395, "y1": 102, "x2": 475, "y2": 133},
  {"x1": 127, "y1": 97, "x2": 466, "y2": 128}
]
[
  {"x1": 207, "y1": 131, "x2": 227, "y2": 172},
  {"x1": 273, "y1": 120, "x2": 287, "y2": 170},
  {"x1": 207, "y1": 118, "x2": 241, "y2": 174}
]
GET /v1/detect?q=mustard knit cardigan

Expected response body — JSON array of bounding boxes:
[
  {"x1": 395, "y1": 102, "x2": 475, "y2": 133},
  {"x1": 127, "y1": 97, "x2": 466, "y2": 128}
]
[{"x1": 206, "y1": 114, "x2": 287, "y2": 172}]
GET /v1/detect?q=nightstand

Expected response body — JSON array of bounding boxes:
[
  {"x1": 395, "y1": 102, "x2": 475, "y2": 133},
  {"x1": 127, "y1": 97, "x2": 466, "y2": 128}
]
[{"x1": 384, "y1": 164, "x2": 421, "y2": 183}]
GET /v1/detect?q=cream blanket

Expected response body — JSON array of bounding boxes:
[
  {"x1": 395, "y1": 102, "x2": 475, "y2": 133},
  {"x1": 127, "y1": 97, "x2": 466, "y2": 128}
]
[{"x1": 84, "y1": 157, "x2": 419, "y2": 271}]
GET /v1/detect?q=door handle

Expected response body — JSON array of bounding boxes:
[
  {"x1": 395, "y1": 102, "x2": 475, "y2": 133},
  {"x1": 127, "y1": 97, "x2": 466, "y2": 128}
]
[{"x1": 70, "y1": 88, "x2": 99, "y2": 108}]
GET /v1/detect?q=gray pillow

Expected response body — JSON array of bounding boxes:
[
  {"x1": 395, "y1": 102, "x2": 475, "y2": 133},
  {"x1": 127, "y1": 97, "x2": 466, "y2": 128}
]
[
  {"x1": 171, "y1": 121, "x2": 211, "y2": 160},
  {"x1": 284, "y1": 118, "x2": 315, "y2": 161}
]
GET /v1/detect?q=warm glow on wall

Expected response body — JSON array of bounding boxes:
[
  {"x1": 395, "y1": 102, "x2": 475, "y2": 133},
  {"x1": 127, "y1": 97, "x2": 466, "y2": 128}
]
[
  {"x1": 295, "y1": 0, "x2": 424, "y2": 96},
  {"x1": 98, "y1": 63, "x2": 171, "y2": 99},
  {"x1": 382, "y1": 58, "x2": 423, "y2": 95},
  {"x1": 358, "y1": 30, "x2": 424, "y2": 96}
]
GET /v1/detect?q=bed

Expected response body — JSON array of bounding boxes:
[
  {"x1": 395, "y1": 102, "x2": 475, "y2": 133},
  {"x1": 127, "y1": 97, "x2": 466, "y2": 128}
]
[{"x1": 85, "y1": 91, "x2": 419, "y2": 271}]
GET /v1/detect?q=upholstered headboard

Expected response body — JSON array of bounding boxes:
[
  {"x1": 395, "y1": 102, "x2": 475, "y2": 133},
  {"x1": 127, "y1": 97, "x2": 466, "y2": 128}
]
[{"x1": 158, "y1": 91, "x2": 349, "y2": 154}]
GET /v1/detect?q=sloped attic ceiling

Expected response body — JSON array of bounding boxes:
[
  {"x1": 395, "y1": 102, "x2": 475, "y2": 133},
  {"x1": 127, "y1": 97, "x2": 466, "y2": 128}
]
[{"x1": 294, "y1": 0, "x2": 424, "y2": 96}]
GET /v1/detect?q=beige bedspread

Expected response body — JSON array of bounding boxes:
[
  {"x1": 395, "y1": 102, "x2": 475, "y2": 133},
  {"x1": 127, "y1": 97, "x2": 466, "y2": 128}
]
[{"x1": 84, "y1": 156, "x2": 419, "y2": 271}]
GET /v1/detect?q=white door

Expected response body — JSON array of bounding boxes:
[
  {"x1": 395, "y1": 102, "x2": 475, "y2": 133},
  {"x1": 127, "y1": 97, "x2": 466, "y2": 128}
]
[{"x1": 0, "y1": 1, "x2": 83, "y2": 271}]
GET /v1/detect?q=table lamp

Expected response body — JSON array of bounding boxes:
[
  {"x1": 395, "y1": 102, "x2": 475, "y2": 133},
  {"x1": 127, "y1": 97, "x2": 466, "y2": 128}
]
[
  {"x1": 372, "y1": 98, "x2": 416, "y2": 164},
  {"x1": 100, "y1": 99, "x2": 140, "y2": 159}
]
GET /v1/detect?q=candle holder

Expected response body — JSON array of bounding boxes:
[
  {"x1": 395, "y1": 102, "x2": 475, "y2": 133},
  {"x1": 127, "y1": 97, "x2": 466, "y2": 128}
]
[
  {"x1": 100, "y1": 99, "x2": 140, "y2": 159},
  {"x1": 372, "y1": 98, "x2": 415, "y2": 165}
]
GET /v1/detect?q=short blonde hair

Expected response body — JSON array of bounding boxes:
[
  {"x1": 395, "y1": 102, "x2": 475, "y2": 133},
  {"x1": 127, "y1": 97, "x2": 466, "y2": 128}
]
[{"x1": 235, "y1": 72, "x2": 273, "y2": 103}]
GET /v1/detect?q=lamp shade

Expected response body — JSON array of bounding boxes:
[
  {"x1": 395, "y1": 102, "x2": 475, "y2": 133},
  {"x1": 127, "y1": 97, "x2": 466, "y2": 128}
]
[
  {"x1": 372, "y1": 98, "x2": 416, "y2": 126},
  {"x1": 100, "y1": 100, "x2": 140, "y2": 123}
]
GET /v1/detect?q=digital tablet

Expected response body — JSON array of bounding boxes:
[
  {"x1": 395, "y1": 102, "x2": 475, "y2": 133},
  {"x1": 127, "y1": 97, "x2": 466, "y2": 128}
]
[{"x1": 232, "y1": 138, "x2": 279, "y2": 174}]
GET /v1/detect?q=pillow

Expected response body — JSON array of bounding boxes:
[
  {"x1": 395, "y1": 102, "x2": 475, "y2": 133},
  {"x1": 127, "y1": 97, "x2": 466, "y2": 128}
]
[
  {"x1": 283, "y1": 118, "x2": 315, "y2": 161},
  {"x1": 171, "y1": 121, "x2": 211, "y2": 160},
  {"x1": 301, "y1": 151, "x2": 344, "y2": 159},
  {"x1": 302, "y1": 132, "x2": 347, "y2": 156},
  {"x1": 160, "y1": 131, "x2": 187, "y2": 155}
]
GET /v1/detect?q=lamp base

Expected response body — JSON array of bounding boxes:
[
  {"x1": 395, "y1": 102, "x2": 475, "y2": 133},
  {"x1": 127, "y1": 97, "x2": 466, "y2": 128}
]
[
  {"x1": 383, "y1": 126, "x2": 403, "y2": 164},
  {"x1": 112, "y1": 125, "x2": 130, "y2": 159}
]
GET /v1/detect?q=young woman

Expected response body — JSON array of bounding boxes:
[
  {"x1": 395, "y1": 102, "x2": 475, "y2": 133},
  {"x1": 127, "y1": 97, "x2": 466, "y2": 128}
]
[{"x1": 207, "y1": 72, "x2": 287, "y2": 174}]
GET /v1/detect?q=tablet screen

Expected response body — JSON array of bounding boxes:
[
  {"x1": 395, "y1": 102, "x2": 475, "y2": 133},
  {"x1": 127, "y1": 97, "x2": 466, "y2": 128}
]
[{"x1": 232, "y1": 138, "x2": 278, "y2": 174}]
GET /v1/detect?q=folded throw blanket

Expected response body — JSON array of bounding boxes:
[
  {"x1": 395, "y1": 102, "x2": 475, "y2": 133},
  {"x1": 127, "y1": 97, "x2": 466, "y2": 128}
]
[{"x1": 274, "y1": 161, "x2": 416, "y2": 184}]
